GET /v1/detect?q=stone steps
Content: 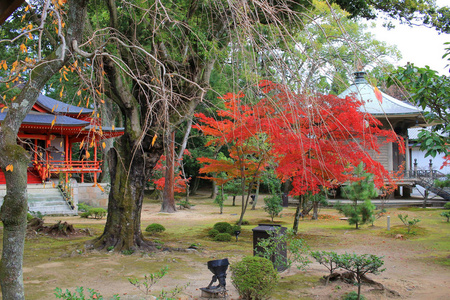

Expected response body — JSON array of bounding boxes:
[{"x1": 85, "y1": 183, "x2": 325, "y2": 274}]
[{"x1": 0, "y1": 184, "x2": 77, "y2": 216}]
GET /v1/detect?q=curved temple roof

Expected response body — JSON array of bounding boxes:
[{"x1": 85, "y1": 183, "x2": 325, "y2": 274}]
[
  {"x1": 36, "y1": 94, "x2": 93, "y2": 116},
  {"x1": 338, "y1": 72, "x2": 423, "y2": 117},
  {"x1": 0, "y1": 110, "x2": 90, "y2": 127}
]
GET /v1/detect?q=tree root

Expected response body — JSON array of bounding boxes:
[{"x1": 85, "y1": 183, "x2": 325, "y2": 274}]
[
  {"x1": 324, "y1": 272, "x2": 401, "y2": 297},
  {"x1": 27, "y1": 218, "x2": 88, "y2": 237},
  {"x1": 88, "y1": 235, "x2": 158, "y2": 252}
]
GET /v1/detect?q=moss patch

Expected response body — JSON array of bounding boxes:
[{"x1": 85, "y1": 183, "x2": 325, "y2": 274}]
[{"x1": 272, "y1": 272, "x2": 321, "y2": 300}]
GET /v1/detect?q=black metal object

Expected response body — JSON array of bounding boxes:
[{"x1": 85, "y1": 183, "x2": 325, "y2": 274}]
[
  {"x1": 203, "y1": 258, "x2": 229, "y2": 291},
  {"x1": 234, "y1": 230, "x2": 241, "y2": 242},
  {"x1": 252, "y1": 224, "x2": 287, "y2": 271}
]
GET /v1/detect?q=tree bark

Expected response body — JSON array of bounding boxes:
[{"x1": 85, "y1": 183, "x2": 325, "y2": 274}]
[
  {"x1": 94, "y1": 0, "x2": 226, "y2": 250},
  {"x1": 312, "y1": 201, "x2": 319, "y2": 220},
  {"x1": 210, "y1": 179, "x2": 218, "y2": 199},
  {"x1": 292, "y1": 200, "x2": 302, "y2": 234},
  {"x1": 0, "y1": 148, "x2": 28, "y2": 300},
  {"x1": 98, "y1": 99, "x2": 116, "y2": 183},
  {"x1": 93, "y1": 134, "x2": 162, "y2": 250},
  {"x1": 161, "y1": 131, "x2": 176, "y2": 213},
  {"x1": 251, "y1": 180, "x2": 260, "y2": 210},
  {"x1": 0, "y1": 1, "x2": 88, "y2": 297}
]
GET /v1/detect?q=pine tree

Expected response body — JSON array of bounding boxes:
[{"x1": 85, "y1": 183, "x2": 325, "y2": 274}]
[{"x1": 337, "y1": 163, "x2": 378, "y2": 229}]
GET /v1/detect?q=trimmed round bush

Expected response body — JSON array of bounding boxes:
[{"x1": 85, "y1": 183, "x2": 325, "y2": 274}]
[
  {"x1": 213, "y1": 222, "x2": 233, "y2": 234},
  {"x1": 237, "y1": 219, "x2": 250, "y2": 225},
  {"x1": 80, "y1": 211, "x2": 90, "y2": 218},
  {"x1": 231, "y1": 256, "x2": 279, "y2": 300},
  {"x1": 208, "y1": 229, "x2": 219, "y2": 237},
  {"x1": 145, "y1": 223, "x2": 166, "y2": 234},
  {"x1": 90, "y1": 207, "x2": 107, "y2": 219},
  {"x1": 444, "y1": 202, "x2": 450, "y2": 209},
  {"x1": 213, "y1": 233, "x2": 232, "y2": 242},
  {"x1": 232, "y1": 225, "x2": 241, "y2": 233}
]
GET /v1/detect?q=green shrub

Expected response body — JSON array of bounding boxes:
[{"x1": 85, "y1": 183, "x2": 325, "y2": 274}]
[
  {"x1": 213, "y1": 222, "x2": 233, "y2": 234},
  {"x1": 208, "y1": 229, "x2": 219, "y2": 237},
  {"x1": 214, "y1": 233, "x2": 232, "y2": 242},
  {"x1": 80, "y1": 211, "x2": 91, "y2": 218},
  {"x1": 232, "y1": 225, "x2": 241, "y2": 233},
  {"x1": 441, "y1": 211, "x2": 450, "y2": 222},
  {"x1": 231, "y1": 256, "x2": 279, "y2": 300},
  {"x1": 398, "y1": 214, "x2": 420, "y2": 234},
  {"x1": 28, "y1": 210, "x2": 44, "y2": 220},
  {"x1": 145, "y1": 223, "x2": 166, "y2": 234},
  {"x1": 79, "y1": 207, "x2": 107, "y2": 219},
  {"x1": 255, "y1": 228, "x2": 310, "y2": 271},
  {"x1": 263, "y1": 195, "x2": 283, "y2": 222},
  {"x1": 336, "y1": 253, "x2": 384, "y2": 300},
  {"x1": 177, "y1": 200, "x2": 193, "y2": 209},
  {"x1": 444, "y1": 202, "x2": 450, "y2": 210},
  {"x1": 237, "y1": 219, "x2": 250, "y2": 225},
  {"x1": 27, "y1": 213, "x2": 34, "y2": 222},
  {"x1": 90, "y1": 208, "x2": 107, "y2": 219},
  {"x1": 342, "y1": 291, "x2": 366, "y2": 300},
  {"x1": 311, "y1": 251, "x2": 339, "y2": 285},
  {"x1": 54, "y1": 286, "x2": 120, "y2": 300},
  {"x1": 77, "y1": 202, "x2": 92, "y2": 212}
]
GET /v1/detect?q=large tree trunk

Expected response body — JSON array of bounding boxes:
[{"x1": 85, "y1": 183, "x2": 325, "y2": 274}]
[
  {"x1": 98, "y1": 99, "x2": 117, "y2": 183},
  {"x1": 0, "y1": 147, "x2": 29, "y2": 299},
  {"x1": 161, "y1": 131, "x2": 176, "y2": 213},
  {"x1": 93, "y1": 134, "x2": 162, "y2": 250},
  {"x1": 0, "y1": 1, "x2": 88, "y2": 297},
  {"x1": 96, "y1": 0, "x2": 221, "y2": 250},
  {"x1": 312, "y1": 201, "x2": 319, "y2": 220}
]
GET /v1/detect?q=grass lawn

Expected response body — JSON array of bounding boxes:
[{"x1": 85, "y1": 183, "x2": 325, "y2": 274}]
[{"x1": 1, "y1": 191, "x2": 449, "y2": 299}]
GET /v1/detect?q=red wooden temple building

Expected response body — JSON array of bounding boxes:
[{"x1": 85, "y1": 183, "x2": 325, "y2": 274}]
[{"x1": 0, "y1": 94, "x2": 124, "y2": 185}]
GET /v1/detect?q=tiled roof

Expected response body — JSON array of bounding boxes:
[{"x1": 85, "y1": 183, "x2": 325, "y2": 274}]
[
  {"x1": 36, "y1": 94, "x2": 93, "y2": 115},
  {"x1": 338, "y1": 73, "x2": 423, "y2": 116},
  {"x1": 0, "y1": 110, "x2": 90, "y2": 127}
]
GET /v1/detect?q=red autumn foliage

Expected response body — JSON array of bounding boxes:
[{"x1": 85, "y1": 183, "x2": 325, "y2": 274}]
[
  {"x1": 152, "y1": 153, "x2": 190, "y2": 194},
  {"x1": 195, "y1": 80, "x2": 403, "y2": 196},
  {"x1": 194, "y1": 91, "x2": 273, "y2": 187}
]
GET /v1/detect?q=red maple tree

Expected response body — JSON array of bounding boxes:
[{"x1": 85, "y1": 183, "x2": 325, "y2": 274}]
[
  {"x1": 194, "y1": 81, "x2": 403, "y2": 224},
  {"x1": 194, "y1": 92, "x2": 273, "y2": 223},
  {"x1": 151, "y1": 152, "x2": 190, "y2": 194},
  {"x1": 257, "y1": 80, "x2": 402, "y2": 195}
]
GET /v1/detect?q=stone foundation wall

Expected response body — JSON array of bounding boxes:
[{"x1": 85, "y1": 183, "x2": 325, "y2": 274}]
[{"x1": 72, "y1": 180, "x2": 109, "y2": 208}]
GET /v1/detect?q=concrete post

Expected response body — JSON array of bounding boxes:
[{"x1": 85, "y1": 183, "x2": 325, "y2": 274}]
[
  {"x1": 413, "y1": 158, "x2": 418, "y2": 177},
  {"x1": 387, "y1": 216, "x2": 390, "y2": 231},
  {"x1": 429, "y1": 159, "x2": 433, "y2": 179}
]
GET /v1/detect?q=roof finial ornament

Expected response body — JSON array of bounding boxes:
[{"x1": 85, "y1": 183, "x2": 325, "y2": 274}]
[{"x1": 356, "y1": 58, "x2": 364, "y2": 72}]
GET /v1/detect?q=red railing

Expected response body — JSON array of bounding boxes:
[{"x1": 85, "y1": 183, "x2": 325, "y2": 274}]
[{"x1": 33, "y1": 160, "x2": 102, "y2": 181}]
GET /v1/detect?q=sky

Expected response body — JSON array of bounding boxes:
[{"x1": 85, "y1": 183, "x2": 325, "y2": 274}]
[
  {"x1": 369, "y1": 22, "x2": 449, "y2": 74},
  {"x1": 368, "y1": 2, "x2": 449, "y2": 75}
]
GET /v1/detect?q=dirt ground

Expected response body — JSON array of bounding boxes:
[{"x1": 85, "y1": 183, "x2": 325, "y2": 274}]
[{"x1": 18, "y1": 195, "x2": 450, "y2": 299}]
